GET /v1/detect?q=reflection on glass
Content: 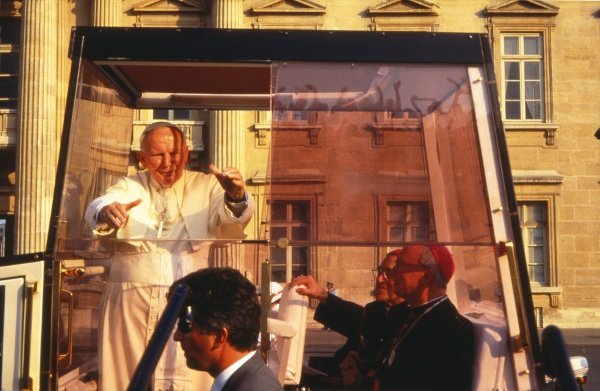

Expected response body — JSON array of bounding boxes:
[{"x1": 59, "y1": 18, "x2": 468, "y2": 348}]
[{"x1": 270, "y1": 62, "x2": 493, "y2": 246}]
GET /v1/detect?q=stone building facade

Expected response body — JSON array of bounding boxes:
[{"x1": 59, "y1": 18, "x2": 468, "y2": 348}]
[{"x1": 0, "y1": 0, "x2": 598, "y2": 327}]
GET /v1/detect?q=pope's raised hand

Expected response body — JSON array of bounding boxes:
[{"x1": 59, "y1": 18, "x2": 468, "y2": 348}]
[
  {"x1": 209, "y1": 163, "x2": 246, "y2": 201},
  {"x1": 98, "y1": 199, "x2": 142, "y2": 229}
]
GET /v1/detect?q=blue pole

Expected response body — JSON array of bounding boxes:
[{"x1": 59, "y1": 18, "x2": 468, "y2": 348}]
[{"x1": 127, "y1": 283, "x2": 189, "y2": 391}]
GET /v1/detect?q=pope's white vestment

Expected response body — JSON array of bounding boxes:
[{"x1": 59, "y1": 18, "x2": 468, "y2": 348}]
[{"x1": 85, "y1": 170, "x2": 255, "y2": 391}]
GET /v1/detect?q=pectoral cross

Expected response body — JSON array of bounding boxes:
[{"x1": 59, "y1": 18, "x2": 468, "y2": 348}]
[{"x1": 156, "y1": 210, "x2": 170, "y2": 239}]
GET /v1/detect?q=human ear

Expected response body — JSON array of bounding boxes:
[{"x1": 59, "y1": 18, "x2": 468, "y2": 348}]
[{"x1": 212, "y1": 327, "x2": 229, "y2": 349}]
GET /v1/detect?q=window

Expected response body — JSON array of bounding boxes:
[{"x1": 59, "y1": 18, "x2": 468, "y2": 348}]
[
  {"x1": 518, "y1": 201, "x2": 548, "y2": 285},
  {"x1": 501, "y1": 34, "x2": 544, "y2": 121},
  {"x1": 386, "y1": 201, "x2": 431, "y2": 242},
  {"x1": 269, "y1": 200, "x2": 310, "y2": 281},
  {"x1": 153, "y1": 109, "x2": 192, "y2": 121},
  {"x1": 273, "y1": 110, "x2": 309, "y2": 122},
  {"x1": 0, "y1": 17, "x2": 20, "y2": 109}
]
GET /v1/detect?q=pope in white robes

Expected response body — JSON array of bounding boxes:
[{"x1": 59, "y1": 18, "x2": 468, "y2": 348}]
[{"x1": 85, "y1": 122, "x2": 255, "y2": 391}]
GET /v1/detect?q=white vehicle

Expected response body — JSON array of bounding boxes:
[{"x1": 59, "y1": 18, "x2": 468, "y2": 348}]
[{"x1": 0, "y1": 27, "x2": 587, "y2": 390}]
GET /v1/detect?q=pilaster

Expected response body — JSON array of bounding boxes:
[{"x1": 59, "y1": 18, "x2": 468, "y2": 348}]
[
  {"x1": 209, "y1": 0, "x2": 245, "y2": 173},
  {"x1": 210, "y1": 0, "x2": 246, "y2": 268},
  {"x1": 15, "y1": 0, "x2": 58, "y2": 253},
  {"x1": 92, "y1": 0, "x2": 122, "y2": 26},
  {"x1": 211, "y1": 0, "x2": 243, "y2": 28}
]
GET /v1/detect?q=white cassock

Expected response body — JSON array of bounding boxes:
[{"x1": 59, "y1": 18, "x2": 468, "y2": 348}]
[{"x1": 84, "y1": 170, "x2": 255, "y2": 391}]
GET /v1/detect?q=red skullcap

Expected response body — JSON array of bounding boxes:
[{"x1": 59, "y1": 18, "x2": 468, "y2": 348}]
[
  {"x1": 428, "y1": 245, "x2": 455, "y2": 283},
  {"x1": 387, "y1": 248, "x2": 403, "y2": 257}
]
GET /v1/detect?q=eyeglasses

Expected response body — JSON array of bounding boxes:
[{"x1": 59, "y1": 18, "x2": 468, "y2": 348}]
[
  {"x1": 375, "y1": 266, "x2": 396, "y2": 280},
  {"x1": 177, "y1": 305, "x2": 194, "y2": 334}
]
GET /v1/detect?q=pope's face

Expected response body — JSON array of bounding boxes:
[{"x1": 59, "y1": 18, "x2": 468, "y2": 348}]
[{"x1": 137, "y1": 126, "x2": 189, "y2": 187}]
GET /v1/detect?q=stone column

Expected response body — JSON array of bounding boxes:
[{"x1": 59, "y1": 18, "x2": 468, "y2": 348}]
[
  {"x1": 55, "y1": 0, "x2": 70, "y2": 152},
  {"x1": 210, "y1": 0, "x2": 245, "y2": 269},
  {"x1": 92, "y1": 0, "x2": 122, "y2": 26},
  {"x1": 14, "y1": 0, "x2": 58, "y2": 253},
  {"x1": 211, "y1": 0, "x2": 243, "y2": 28},
  {"x1": 209, "y1": 0, "x2": 245, "y2": 172}
]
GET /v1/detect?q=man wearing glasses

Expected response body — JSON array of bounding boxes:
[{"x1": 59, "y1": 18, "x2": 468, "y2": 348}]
[
  {"x1": 290, "y1": 249, "x2": 408, "y2": 388},
  {"x1": 374, "y1": 244, "x2": 475, "y2": 391},
  {"x1": 171, "y1": 267, "x2": 282, "y2": 391}
]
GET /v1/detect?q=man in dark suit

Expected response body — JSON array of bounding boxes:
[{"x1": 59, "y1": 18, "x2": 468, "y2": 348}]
[
  {"x1": 292, "y1": 250, "x2": 408, "y2": 388},
  {"x1": 374, "y1": 245, "x2": 475, "y2": 391},
  {"x1": 171, "y1": 268, "x2": 282, "y2": 391}
]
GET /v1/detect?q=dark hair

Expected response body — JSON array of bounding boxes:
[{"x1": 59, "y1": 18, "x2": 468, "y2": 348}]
[{"x1": 172, "y1": 267, "x2": 261, "y2": 351}]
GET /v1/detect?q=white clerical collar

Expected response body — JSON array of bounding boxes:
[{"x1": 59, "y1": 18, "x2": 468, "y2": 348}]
[
  {"x1": 210, "y1": 350, "x2": 256, "y2": 391},
  {"x1": 148, "y1": 171, "x2": 185, "y2": 192}
]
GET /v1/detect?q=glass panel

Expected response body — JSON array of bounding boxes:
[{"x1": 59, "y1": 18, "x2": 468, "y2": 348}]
[
  {"x1": 531, "y1": 203, "x2": 546, "y2": 222},
  {"x1": 390, "y1": 226, "x2": 407, "y2": 241},
  {"x1": 153, "y1": 108, "x2": 168, "y2": 119},
  {"x1": 173, "y1": 109, "x2": 190, "y2": 120},
  {"x1": 0, "y1": 77, "x2": 17, "y2": 98},
  {"x1": 505, "y1": 102, "x2": 521, "y2": 119},
  {"x1": 0, "y1": 52, "x2": 19, "y2": 74},
  {"x1": 533, "y1": 246, "x2": 544, "y2": 262},
  {"x1": 525, "y1": 81, "x2": 541, "y2": 99},
  {"x1": 0, "y1": 19, "x2": 20, "y2": 45},
  {"x1": 414, "y1": 226, "x2": 430, "y2": 241},
  {"x1": 389, "y1": 205, "x2": 407, "y2": 221},
  {"x1": 53, "y1": 48, "x2": 526, "y2": 388},
  {"x1": 524, "y1": 62, "x2": 540, "y2": 80},
  {"x1": 292, "y1": 202, "x2": 308, "y2": 221},
  {"x1": 291, "y1": 226, "x2": 308, "y2": 240},
  {"x1": 270, "y1": 226, "x2": 287, "y2": 241},
  {"x1": 503, "y1": 36, "x2": 519, "y2": 55},
  {"x1": 271, "y1": 62, "x2": 495, "y2": 245},
  {"x1": 56, "y1": 61, "x2": 133, "y2": 249},
  {"x1": 523, "y1": 36, "x2": 541, "y2": 55},
  {"x1": 505, "y1": 81, "x2": 520, "y2": 99},
  {"x1": 271, "y1": 202, "x2": 287, "y2": 221},
  {"x1": 525, "y1": 101, "x2": 541, "y2": 119},
  {"x1": 504, "y1": 62, "x2": 520, "y2": 80},
  {"x1": 531, "y1": 265, "x2": 545, "y2": 283},
  {"x1": 530, "y1": 227, "x2": 544, "y2": 245}
]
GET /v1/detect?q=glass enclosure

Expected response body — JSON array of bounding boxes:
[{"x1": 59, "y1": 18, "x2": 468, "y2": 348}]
[{"x1": 45, "y1": 28, "x2": 541, "y2": 390}]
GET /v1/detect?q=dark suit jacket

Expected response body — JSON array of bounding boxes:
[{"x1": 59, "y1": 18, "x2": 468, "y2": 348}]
[
  {"x1": 376, "y1": 297, "x2": 475, "y2": 391},
  {"x1": 314, "y1": 295, "x2": 408, "y2": 363},
  {"x1": 313, "y1": 295, "x2": 409, "y2": 383},
  {"x1": 222, "y1": 352, "x2": 283, "y2": 391}
]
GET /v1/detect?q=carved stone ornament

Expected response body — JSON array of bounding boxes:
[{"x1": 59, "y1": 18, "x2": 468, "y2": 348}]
[
  {"x1": 130, "y1": 0, "x2": 207, "y2": 13},
  {"x1": 11, "y1": 0, "x2": 23, "y2": 16},
  {"x1": 485, "y1": 0, "x2": 559, "y2": 16},
  {"x1": 251, "y1": 0, "x2": 326, "y2": 15},
  {"x1": 367, "y1": 0, "x2": 440, "y2": 16}
]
